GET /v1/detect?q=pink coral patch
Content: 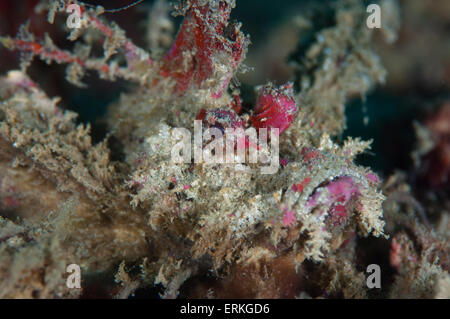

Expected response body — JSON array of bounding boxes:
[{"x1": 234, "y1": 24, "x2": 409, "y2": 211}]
[
  {"x1": 282, "y1": 209, "x2": 296, "y2": 226},
  {"x1": 292, "y1": 177, "x2": 312, "y2": 193},
  {"x1": 366, "y1": 173, "x2": 379, "y2": 184},
  {"x1": 326, "y1": 176, "x2": 359, "y2": 202}
]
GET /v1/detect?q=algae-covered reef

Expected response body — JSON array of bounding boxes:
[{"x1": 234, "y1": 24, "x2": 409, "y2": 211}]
[{"x1": 0, "y1": 0, "x2": 448, "y2": 298}]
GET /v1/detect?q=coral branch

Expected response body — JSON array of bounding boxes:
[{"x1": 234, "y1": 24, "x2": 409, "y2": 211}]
[
  {"x1": 1, "y1": 1, "x2": 154, "y2": 86},
  {"x1": 161, "y1": 0, "x2": 248, "y2": 97}
]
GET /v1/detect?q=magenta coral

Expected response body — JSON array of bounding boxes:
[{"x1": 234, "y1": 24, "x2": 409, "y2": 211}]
[
  {"x1": 161, "y1": 0, "x2": 248, "y2": 97},
  {"x1": 250, "y1": 83, "x2": 297, "y2": 134},
  {"x1": 282, "y1": 209, "x2": 296, "y2": 227},
  {"x1": 304, "y1": 175, "x2": 362, "y2": 229},
  {"x1": 326, "y1": 176, "x2": 360, "y2": 202}
]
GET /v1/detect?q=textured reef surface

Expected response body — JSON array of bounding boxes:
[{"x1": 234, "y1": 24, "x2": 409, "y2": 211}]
[{"x1": 0, "y1": 0, "x2": 448, "y2": 298}]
